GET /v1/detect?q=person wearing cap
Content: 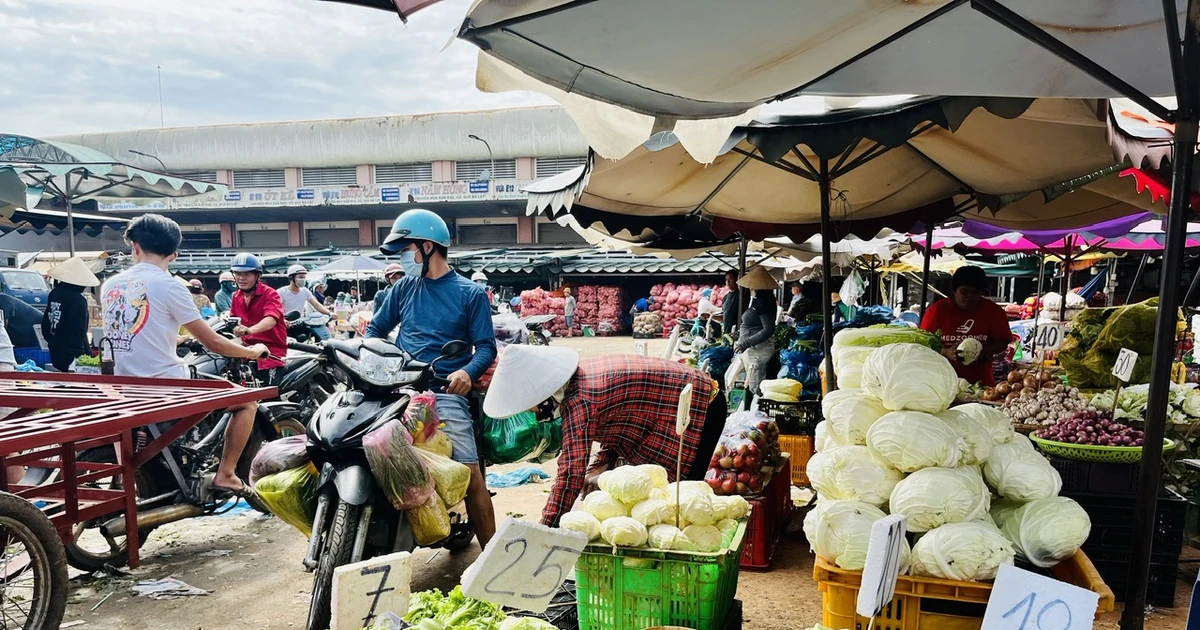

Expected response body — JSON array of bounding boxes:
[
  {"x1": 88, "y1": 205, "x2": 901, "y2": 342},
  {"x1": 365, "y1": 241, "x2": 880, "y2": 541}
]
[
  {"x1": 384, "y1": 263, "x2": 404, "y2": 287},
  {"x1": 483, "y1": 345, "x2": 725, "y2": 527},
  {"x1": 562, "y1": 287, "x2": 576, "y2": 336},
  {"x1": 188, "y1": 279, "x2": 213, "y2": 315},
  {"x1": 278, "y1": 264, "x2": 333, "y2": 339},
  {"x1": 42, "y1": 257, "x2": 100, "y2": 371},
  {"x1": 215, "y1": 271, "x2": 236, "y2": 315},
  {"x1": 229, "y1": 253, "x2": 288, "y2": 385},
  {"x1": 103, "y1": 215, "x2": 269, "y2": 496},
  {"x1": 695, "y1": 288, "x2": 721, "y2": 338},
  {"x1": 732, "y1": 266, "x2": 779, "y2": 395},
  {"x1": 311, "y1": 282, "x2": 327, "y2": 305},
  {"x1": 471, "y1": 271, "x2": 495, "y2": 307},
  {"x1": 368, "y1": 208, "x2": 498, "y2": 548},
  {"x1": 920, "y1": 265, "x2": 1011, "y2": 385}
]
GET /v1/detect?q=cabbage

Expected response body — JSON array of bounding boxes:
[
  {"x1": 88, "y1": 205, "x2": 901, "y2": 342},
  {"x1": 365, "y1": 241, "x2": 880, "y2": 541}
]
[
  {"x1": 598, "y1": 467, "x2": 654, "y2": 504},
  {"x1": 806, "y1": 445, "x2": 903, "y2": 507},
  {"x1": 582, "y1": 490, "x2": 629, "y2": 521},
  {"x1": 630, "y1": 498, "x2": 673, "y2": 527},
  {"x1": 814, "y1": 421, "x2": 847, "y2": 452},
  {"x1": 716, "y1": 495, "x2": 750, "y2": 520},
  {"x1": 649, "y1": 488, "x2": 670, "y2": 502},
  {"x1": 802, "y1": 500, "x2": 887, "y2": 570},
  {"x1": 500, "y1": 618, "x2": 559, "y2": 630},
  {"x1": 989, "y1": 497, "x2": 1026, "y2": 529},
  {"x1": 889, "y1": 467, "x2": 991, "y2": 532},
  {"x1": 935, "y1": 408, "x2": 995, "y2": 465},
  {"x1": 683, "y1": 524, "x2": 724, "y2": 552},
  {"x1": 558, "y1": 511, "x2": 601, "y2": 541},
  {"x1": 982, "y1": 445, "x2": 1061, "y2": 501},
  {"x1": 832, "y1": 346, "x2": 876, "y2": 389},
  {"x1": 636, "y1": 464, "x2": 669, "y2": 490},
  {"x1": 950, "y1": 403, "x2": 1015, "y2": 445},
  {"x1": 910, "y1": 521, "x2": 1015, "y2": 581},
  {"x1": 822, "y1": 389, "x2": 890, "y2": 445},
  {"x1": 861, "y1": 343, "x2": 959, "y2": 413},
  {"x1": 678, "y1": 492, "x2": 715, "y2": 526},
  {"x1": 600, "y1": 516, "x2": 648, "y2": 548},
  {"x1": 866, "y1": 411, "x2": 965, "y2": 472},
  {"x1": 647, "y1": 524, "x2": 694, "y2": 551},
  {"x1": 1001, "y1": 497, "x2": 1091, "y2": 568},
  {"x1": 665, "y1": 480, "x2": 714, "y2": 497},
  {"x1": 716, "y1": 518, "x2": 739, "y2": 547}
]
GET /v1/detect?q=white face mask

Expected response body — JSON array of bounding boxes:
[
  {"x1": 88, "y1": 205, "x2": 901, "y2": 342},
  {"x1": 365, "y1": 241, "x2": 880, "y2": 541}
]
[{"x1": 399, "y1": 250, "x2": 422, "y2": 278}]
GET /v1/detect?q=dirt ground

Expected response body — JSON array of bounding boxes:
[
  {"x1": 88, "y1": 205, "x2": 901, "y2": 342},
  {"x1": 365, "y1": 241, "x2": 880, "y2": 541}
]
[{"x1": 60, "y1": 337, "x2": 1194, "y2": 630}]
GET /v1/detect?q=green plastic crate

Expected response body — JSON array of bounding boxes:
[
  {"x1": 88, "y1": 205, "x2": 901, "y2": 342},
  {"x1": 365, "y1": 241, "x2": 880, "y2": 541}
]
[{"x1": 575, "y1": 521, "x2": 747, "y2": 630}]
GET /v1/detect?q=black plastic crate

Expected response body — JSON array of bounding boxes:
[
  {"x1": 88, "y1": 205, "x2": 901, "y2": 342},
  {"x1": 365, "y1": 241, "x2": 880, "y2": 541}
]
[
  {"x1": 1085, "y1": 548, "x2": 1180, "y2": 608},
  {"x1": 1048, "y1": 457, "x2": 1144, "y2": 496},
  {"x1": 757, "y1": 398, "x2": 819, "y2": 436},
  {"x1": 1068, "y1": 490, "x2": 1187, "y2": 555}
]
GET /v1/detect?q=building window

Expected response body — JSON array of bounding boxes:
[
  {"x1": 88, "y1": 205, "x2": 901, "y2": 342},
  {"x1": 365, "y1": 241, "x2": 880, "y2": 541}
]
[
  {"x1": 172, "y1": 170, "x2": 219, "y2": 184},
  {"x1": 375, "y1": 163, "x2": 433, "y2": 184},
  {"x1": 535, "y1": 156, "x2": 587, "y2": 179},
  {"x1": 232, "y1": 169, "x2": 286, "y2": 189},
  {"x1": 301, "y1": 166, "x2": 358, "y2": 187},
  {"x1": 455, "y1": 159, "x2": 516, "y2": 181}
]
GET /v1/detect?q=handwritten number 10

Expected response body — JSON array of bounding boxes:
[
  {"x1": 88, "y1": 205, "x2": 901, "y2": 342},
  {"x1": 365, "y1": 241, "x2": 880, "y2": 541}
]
[{"x1": 1002, "y1": 592, "x2": 1073, "y2": 630}]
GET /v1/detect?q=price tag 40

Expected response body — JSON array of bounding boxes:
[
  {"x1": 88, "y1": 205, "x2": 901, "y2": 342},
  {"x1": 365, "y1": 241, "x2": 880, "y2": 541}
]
[
  {"x1": 981, "y1": 565, "x2": 1098, "y2": 630},
  {"x1": 1112, "y1": 348, "x2": 1138, "y2": 383},
  {"x1": 1033, "y1": 323, "x2": 1064, "y2": 352}
]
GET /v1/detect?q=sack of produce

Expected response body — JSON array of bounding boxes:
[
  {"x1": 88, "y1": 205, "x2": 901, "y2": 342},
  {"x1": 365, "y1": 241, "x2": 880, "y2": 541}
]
[
  {"x1": 363, "y1": 419, "x2": 436, "y2": 510},
  {"x1": 982, "y1": 440, "x2": 1061, "y2": 501},
  {"x1": 414, "y1": 448, "x2": 471, "y2": 508},
  {"x1": 949, "y1": 403, "x2": 1015, "y2": 445},
  {"x1": 889, "y1": 466, "x2": 991, "y2": 533},
  {"x1": 935, "y1": 408, "x2": 995, "y2": 465},
  {"x1": 403, "y1": 391, "x2": 441, "y2": 445},
  {"x1": 414, "y1": 429, "x2": 454, "y2": 459},
  {"x1": 861, "y1": 343, "x2": 959, "y2": 413},
  {"x1": 866, "y1": 411, "x2": 965, "y2": 472},
  {"x1": 822, "y1": 388, "x2": 889, "y2": 445},
  {"x1": 482, "y1": 411, "x2": 552, "y2": 465},
  {"x1": 1001, "y1": 496, "x2": 1091, "y2": 568},
  {"x1": 806, "y1": 445, "x2": 903, "y2": 507},
  {"x1": 910, "y1": 521, "x2": 1015, "y2": 581},
  {"x1": 532, "y1": 418, "x2": 563, "y2": 463},
  {"x1": 803, "y1": 500, "x2": 904, "y2": 571},
  {"x1": 407, "y1": 493, "x2": 452, "y2": 546},
  {"x1": 249, "y1": 435, "x2": 310, "y2": 484},
  {"x1": 254, "y1": 464, "x2": 320, "y2": 536}
]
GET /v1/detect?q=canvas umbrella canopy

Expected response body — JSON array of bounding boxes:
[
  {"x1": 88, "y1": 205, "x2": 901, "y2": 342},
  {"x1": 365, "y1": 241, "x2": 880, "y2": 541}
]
[
  {"x1": 315, "y1": 254, "x2": 390, "y2": 277},
  {"x1": 0, "y1": 134, "x2": 226, "y2": 254},
  {"x1": 317, "y1": 0, "x2": 440, "y2": 21}
]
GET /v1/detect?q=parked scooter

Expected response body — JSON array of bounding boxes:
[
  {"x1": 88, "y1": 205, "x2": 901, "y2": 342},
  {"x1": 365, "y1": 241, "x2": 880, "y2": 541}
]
[
  {"x1": 288, "y1": 337, "x2": 475, "y2": 630},
  {"x1": 286, "y1": 311, "x2": 332, "y2": 344},
  {"x1": 522, "y1": 314, "x2": 556, "y2": 345}
]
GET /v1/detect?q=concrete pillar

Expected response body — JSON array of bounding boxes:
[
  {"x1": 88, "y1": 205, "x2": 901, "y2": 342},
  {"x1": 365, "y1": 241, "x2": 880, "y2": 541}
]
[
  {"x1": 516, "y1": 157, "x2": 535, "y2": 180},
  {"x1": 359, "y1": 219, "x2": 375, "y2": 246},
  {"x1": 288, "y1": 221, "x2": 303, "y2": 247},
  {"x1": 432, "y1": 161, "x2": 455, "y2": 182},
  {"x1": 216, "y1": 170, "x2": 233, "y2": 187},
  {"x1": 285, "y1": 168, "x2": 300, "y2": 188},
  {"x1": 220, "y1": 223, "x2": 236, "y2": 248},
  {"x1": 517, "y1": 216, "x2": 535, "y2": 244},
  {"x1": 357, "y1": 165, "x2": 372, "y2": 186}
]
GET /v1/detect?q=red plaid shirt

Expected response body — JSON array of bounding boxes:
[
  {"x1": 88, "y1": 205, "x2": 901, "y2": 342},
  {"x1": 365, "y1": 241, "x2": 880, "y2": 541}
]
[{"x1": 541, "y1": 355, "x2": 715, "y2": 526}]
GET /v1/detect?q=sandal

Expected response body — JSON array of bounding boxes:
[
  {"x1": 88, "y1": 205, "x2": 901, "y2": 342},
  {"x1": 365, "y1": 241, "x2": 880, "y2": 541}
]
[{"x1": 211, "y1": 479, "x2": 256, "y2": 500}]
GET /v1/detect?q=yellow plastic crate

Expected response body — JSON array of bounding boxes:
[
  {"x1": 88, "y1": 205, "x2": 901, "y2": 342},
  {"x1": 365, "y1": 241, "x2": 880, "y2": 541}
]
[
  {"x1": 778, "y1": 434, "x2": 813, "y2": 487},
  {"x1": 814, "y1": 551, "x2": 1114, "y2": 630}
]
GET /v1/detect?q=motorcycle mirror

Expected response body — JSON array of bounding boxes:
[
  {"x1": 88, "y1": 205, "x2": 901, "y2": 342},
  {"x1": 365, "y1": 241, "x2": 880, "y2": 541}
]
[
  {"x1": 285, "y1": 310, "x2": 302, "y2": 322},
  {"x1": 438, "y1": 340, "x2": 470, "y2": 361}
]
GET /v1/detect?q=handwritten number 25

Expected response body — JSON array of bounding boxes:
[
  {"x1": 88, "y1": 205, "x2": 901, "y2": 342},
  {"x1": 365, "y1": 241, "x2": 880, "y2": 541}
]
[
  {"x1": 482, "y1": 539, "x2": 576, "y2": 600},
  {"x1": 1002, "y1": 592, "x2": 1072, "y2": 630}
]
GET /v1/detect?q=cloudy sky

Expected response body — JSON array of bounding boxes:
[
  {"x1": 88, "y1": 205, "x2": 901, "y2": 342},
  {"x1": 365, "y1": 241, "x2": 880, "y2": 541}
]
[{"x1": 0, "y1": 0, "x2": 553, "y2": 137}]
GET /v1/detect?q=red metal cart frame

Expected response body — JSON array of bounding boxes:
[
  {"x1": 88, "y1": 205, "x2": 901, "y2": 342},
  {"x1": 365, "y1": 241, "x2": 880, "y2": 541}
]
[{"x1": 0, "y1": 372, "x2": 275, "y2": 568}]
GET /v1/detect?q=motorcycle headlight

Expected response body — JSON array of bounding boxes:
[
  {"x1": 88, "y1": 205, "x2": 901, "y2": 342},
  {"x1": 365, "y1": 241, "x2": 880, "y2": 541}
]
[{"x1": 352, "y1": 349, "x2": 406, "y2": 386}]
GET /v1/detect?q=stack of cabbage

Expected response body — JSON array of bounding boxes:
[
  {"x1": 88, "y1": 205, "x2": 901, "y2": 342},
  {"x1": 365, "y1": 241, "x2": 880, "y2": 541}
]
[
  {"x1": 556, "y1": 464, "x2": 751, "y2": 553},
  {"x1": 805, "y1": 343, "x2": 1091, "y2": 582}
]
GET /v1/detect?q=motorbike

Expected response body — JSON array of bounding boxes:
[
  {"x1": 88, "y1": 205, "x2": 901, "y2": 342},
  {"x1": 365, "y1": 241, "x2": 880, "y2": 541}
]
[
  {"x1": 287, "y1": 311, "x2": 332, "y2": 344},
  {"x1": 63, "y1": 336, "x2": 307, "y2": 571},
  {"x1": 288, "y1": 337, "x2": 475, "y2": 630},
  {"x1": 522, "y1": 314, "x2": 556, "y2": 345}
]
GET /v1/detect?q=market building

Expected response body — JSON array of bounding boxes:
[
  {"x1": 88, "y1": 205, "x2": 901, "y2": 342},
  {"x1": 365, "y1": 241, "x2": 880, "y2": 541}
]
[{"x1": 4, "y1": 106, "x2": 591, "y2": 252}]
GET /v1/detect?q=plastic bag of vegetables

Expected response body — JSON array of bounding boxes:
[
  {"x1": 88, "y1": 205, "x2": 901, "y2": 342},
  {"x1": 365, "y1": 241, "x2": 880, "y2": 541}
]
[
  {"x1": 249, "y1": 435, "x2": 310, "y2": 484},
  {"x1": 910, "y1": 521, "x2": 1015, "y2": 581},
  {"x1": 407, "y1": 493, "x2": 452, "y2": 546},
  {"x1": 866, "y1": 411, "x2": 965, "y2": 472},
  {"x1": 861, "y1": 343, "x2": 960, "y2": 413},
  {"x1": 806, "y1": 445, "x2": 903, "y2": 507},
  {"x1": 935, "y1": 408, "x2": 995, "y2": 465},
  {"x1": 414, "y1": 448, "x2": 471, "y2": 508},
  {"x1": 482, "y1": 411, "x2": 551, "y2": 465},
  {"x1": 889, "y1": 466, "x2": 991, "y2": 532},
  {"x1": 414, "y1": 430, "x2": 454, "y2": 459},
  {"x1": 362, "y1": 419, "x2": 436, "y2": 510},
  {"x1": 802, "y1": 500, "x2": 889, "y2": 570},
  {"x1": 821, "y1": 389, "x2": 890, "y2": 445},
  {"x1": 254, "y1": 464, "x2": 320, "y2": 536},
  {"x1": 1001, "y1": 496, "x2": 1091, "y2": 568},
  {"x1": 982, "y1": 441, "x2": 1061, "y2": 501}
]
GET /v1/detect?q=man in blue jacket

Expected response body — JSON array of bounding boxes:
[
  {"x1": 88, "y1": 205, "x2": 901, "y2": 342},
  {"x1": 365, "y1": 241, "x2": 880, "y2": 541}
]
[{"x1": 367, "y1": 209, "x2": 497, "y2": 549}]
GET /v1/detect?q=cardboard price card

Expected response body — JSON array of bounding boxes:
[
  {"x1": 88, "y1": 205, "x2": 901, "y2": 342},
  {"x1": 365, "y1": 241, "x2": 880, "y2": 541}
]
[
  {"x1": 461, "y1": 518, "x2": 588, "y2": 613},
  {"x1": 981, "y1": 565, "x2": 1098, "y2": 630}
]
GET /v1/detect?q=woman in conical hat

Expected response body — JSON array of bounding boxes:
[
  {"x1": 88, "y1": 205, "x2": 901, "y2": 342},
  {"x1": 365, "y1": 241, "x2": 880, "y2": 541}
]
[{"x1": 42, "y1": 257, "x2": 100, "y2": 371}]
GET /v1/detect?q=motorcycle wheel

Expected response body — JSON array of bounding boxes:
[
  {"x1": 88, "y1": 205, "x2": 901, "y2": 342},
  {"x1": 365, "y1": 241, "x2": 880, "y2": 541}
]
[
  {"x1": 63, "y1": 448, "x2": 162, "y2": 572},
  {"x1": 0, "y1": 492, "x2": 68, "y2": 630},
  {"x1": 306, "y1": 500, "x2": 359, "y2": 630}
]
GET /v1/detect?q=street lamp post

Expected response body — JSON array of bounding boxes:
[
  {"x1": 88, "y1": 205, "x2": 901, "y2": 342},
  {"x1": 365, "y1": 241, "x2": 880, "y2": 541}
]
[
  {"x1": 467, "y1": 134, "x2": 495, "y2": 199},
  {"x1": 127, "y1": 149, "x2": 167, "y2": 172}
]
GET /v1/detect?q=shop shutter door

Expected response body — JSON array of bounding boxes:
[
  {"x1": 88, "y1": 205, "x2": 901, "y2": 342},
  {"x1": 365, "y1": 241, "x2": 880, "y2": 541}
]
[
  {"x1": 238, "y1": 229, "x2": 289, "y2": 249},
  {"x1": 457, "y1": 224, "x2": 517, "y2": 246},
  {"x1": 173, "y1": 170, "x2": 219, "y2": 183},
  {"x1": 306, "y1": 228, "x2": 360, "y2": 248},
  {"x1": 535, "y1": 157, "x2": 587, "y2": 178},
  {"x1": 180, "y1": 231, "x2": 222, "y2": 249},
  {"x1": 538, "y1": 222, "x2": 585, "y2": 244}
]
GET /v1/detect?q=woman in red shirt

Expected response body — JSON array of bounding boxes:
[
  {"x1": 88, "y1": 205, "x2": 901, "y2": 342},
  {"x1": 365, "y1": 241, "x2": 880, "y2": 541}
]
[{"x1": 919, "y1": 266, "x2": 1011, "y2": 385}]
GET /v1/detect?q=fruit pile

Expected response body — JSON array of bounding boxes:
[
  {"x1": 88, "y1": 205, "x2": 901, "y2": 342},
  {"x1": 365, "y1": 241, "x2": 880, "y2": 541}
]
[
  {"x1": 1034, "y1": 410, "x2": 1146, "y2": 447},
  {"x1": 704, "y1": 411, "x2": 781, "y2": 496},
  {"x1": 982, "y1": 368, "x2": 1061, "y2": 403}
]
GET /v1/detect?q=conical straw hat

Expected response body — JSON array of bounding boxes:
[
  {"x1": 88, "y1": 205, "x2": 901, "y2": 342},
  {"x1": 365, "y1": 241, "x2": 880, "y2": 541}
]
[
  {"x1": 47, "y1": 257, "x2": 100, "y2": 287},
  {"x1": 483, "y1": 344, "x2": 580, "y2": 418}
]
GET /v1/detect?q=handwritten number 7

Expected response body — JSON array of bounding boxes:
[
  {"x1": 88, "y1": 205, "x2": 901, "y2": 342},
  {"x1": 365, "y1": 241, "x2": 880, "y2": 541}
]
[{"x1": 1002, "y1": 592, "x2": 1036, "y2": 630}]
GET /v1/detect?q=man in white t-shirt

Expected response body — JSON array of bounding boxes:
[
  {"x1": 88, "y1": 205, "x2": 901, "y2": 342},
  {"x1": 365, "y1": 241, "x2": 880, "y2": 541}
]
[
  {"x1": 278, "y1": 264, "x2": 333, "y2": 340},
  {"x1": 102, "y1": 214, "x2": 269, "y2": 496}
]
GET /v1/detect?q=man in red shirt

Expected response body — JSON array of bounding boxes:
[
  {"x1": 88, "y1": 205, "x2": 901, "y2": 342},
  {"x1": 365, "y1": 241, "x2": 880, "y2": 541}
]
[
  {"x1": 482, "y1": 345, "x2": 725, "y2": 527},
  {"x1": 229, "y1": 253, "x2": 288, "y2": 385},
  {"x1": 919, "y1": 265, "x2": 1011, "y2": 385}
]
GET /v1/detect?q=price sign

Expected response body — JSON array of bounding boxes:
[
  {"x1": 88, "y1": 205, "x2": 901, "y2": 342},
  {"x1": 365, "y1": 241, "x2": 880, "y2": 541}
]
[
  {"x1": 981, "y1": 564, "x2": 1098, "y2": 630},
  {"x1": 634, "y1": 340, "x2": 648, "y2": 356},
  {"x1": 1112, "y1": 348, "x2": 1139, "y2": 383},
  {"x1": 331, "y1": 551, "x2": 412, "y2": 630},
  {"x1": 1033, "y1": 323, "x2": 1065, "y2": 352},
  {"x1": 461, "y1": 518, "x2": 588, "y2": 612},
  {"x1": 676, "y1": 383, "x2": 694, "y2": 436},
  {"x1": 856, "y1": 515, "x2": 907, "y2": 618}
]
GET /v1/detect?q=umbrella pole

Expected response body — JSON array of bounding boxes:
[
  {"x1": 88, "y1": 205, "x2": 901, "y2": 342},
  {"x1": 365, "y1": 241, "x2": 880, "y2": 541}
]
[
  {"x1": 819, "y1": 158, "x2": 836, "y2": 391},
  {"x1": 738, "y1": 236, "x2": 747, "y2": 321},
  {"x1": 1059, "y1": 238, "x2": 1072, "y2": 321},
  {"x1": 1120, "y1": 79, "x2": 1200, "y2": 630},
  {"x1": 918, "y1": 219, "x2": 933, "y2": 320},
  {"x1": 1127, "y1": 252, "x2": 1150, "y2": 305},
  {"x1": 1030, "y1": 254, "x2": 1047, "y2": 358},
  {"x1": 66, "y1": 172, "x2": 76, "y2": 257}
]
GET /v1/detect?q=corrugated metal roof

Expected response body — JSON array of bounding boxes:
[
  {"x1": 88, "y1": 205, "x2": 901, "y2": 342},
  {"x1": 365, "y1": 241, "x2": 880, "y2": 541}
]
[{"x1": 48, "y1": 106, "x2": 588, "y2": 171}]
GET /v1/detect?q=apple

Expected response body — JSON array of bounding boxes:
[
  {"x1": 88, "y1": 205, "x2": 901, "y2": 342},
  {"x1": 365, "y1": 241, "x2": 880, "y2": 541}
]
[
  {"x1": 719, "y1": 456, "x2": 734, "y2": 469},
  {"x1": 737, "y1": 472, "x2": 751, "y2": 484},
  {"x1": 735, "y1": 482, "x2": 747, "y2": 495},
  {"x1": 721, "y1": 479, "x2": 737, "y2": 494},
  {"x1": 733, "y1": 455, "x2": 745, "y2": 469}
]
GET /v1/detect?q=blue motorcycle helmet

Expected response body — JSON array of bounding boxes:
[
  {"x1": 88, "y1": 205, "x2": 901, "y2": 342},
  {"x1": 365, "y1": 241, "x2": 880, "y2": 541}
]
[
  {"x1": 380, "y1": 209, "x2": 451, "y2": 255},
  {"x1": 230, "y1": 252, "x2": 263, "y2": 273}
]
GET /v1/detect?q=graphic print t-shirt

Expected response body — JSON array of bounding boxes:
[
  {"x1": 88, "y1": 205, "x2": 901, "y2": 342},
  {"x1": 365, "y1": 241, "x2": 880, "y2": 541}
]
[
  {"x1": 919, "y1": 297, "x2": 1011, "y2": 385},
  {"x1": 102, "y1": 263, "x2": 201, "y2": 378}
]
